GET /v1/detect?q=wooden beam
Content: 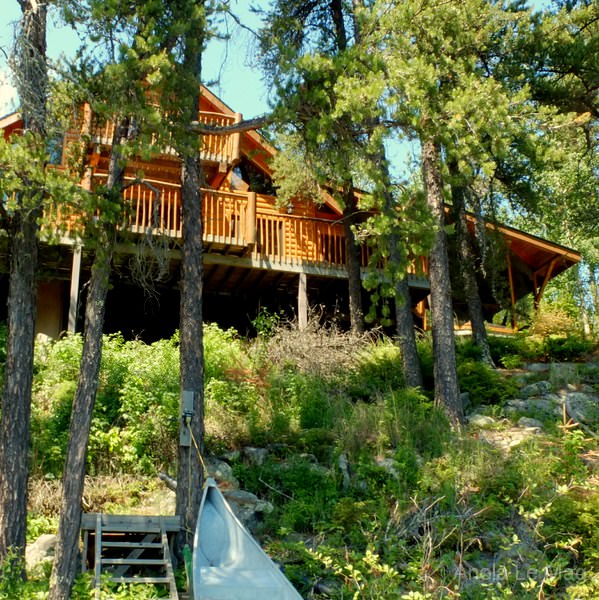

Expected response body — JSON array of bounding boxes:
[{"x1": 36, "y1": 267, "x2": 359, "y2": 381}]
[
  {"x1": 506, "y1": 248, "x2": 517, "y2": 331},
  {"x1": 68, "y1": 245, "x2": 82, "y2": 333},
  {"x1": 246, "y1": 191, "x2": 257, "y2": 246},
  {"x1": 298, "y1": 272, "x2": 308, "y2": 330},
  {"x1": 232, "y1": 112, "x2": 242, "y2": 162},
  {"x1": 534, "y1": 256, "x2": 558, "y2": 310}
]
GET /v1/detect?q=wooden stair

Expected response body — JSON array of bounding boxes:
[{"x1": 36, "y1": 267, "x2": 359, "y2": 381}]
[{"x1": 81, "y1": 513, "x2": 181, "y2": 599}]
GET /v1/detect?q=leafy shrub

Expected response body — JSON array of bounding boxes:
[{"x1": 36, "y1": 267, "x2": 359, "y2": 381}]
[
  {"x1": 234, "y1": 456, "x2": 338, "y2": 533},
  {"x1": 542, "y1": 486, "x2": 599, "y2": 569},
  {"x1": 347, "y1": 341, "x2": 405, "y2": 399},
  {"x1": 31, "y1": 381, "x2": 76, "y2": 476},
  {"x1": 487, "y1": 334, "x2": 541, "y2": 365},
  {"x1": 204, "y1": 323, "x2": 249, "y2": 382},
  {"x1": 457, "y1": 360, "x2": 518, "y2": 406},
  {"x1": 543, "y1": 335, "x2": 594, "y2": 362},
  {"x1": 251, "y1": 306, "x2": 281, "y2": 337}
]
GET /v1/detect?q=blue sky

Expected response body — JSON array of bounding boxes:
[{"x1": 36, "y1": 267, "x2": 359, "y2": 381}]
[{"x1": 0, "y1": 2, "x2": 271, "y2": 118}]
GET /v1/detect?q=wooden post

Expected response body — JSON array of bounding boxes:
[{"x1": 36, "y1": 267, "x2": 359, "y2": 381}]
[
  {"x1": 298, "y1": 272, "x2": 308, "y2": 330},
  {"x1": 506, "y1": 247, "x2": 517, "y2": 331},
  {"x1": 246, "y1": 191, "x2": 257, "y2": 246},
  {"x1": 68, "y1": 245, "x2": 82, "y2": 333},
  {"x1": 533, "y1": 257, "x2": 558, "y2": 310},
  {"x1": 232, "y1": 112, "x2": 242, "y2": 162}
]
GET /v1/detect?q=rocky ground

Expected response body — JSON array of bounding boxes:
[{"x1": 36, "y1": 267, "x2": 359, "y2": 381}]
[{"x1": 26, "y1": 359, "x2": 599, "y2": 581}]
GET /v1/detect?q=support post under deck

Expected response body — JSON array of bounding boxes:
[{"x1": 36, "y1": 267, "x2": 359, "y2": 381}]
[
  {"x1": 68, "y1": 245, "x2": 82, "y2": 333},
  {"x1": 298, "y1": 272, "x2": 308, "y2": 330}
]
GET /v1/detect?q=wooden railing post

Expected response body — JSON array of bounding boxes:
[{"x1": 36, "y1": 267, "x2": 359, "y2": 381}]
[
  {"x1": 298, "y1": 272, "x2": 308, "y2": 330},
  {"x1": 246, "y1": 191, "x2": 257, "y2": 246},
  {"x1": 232, "y1": 112, "x2": 242, "y2": 163}
]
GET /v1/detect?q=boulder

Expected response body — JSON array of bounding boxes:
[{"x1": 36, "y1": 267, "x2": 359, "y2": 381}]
[
  {"x1": 207, "y1": 457, "x2": 239, "y2": 489},
  {"x1": 468, "y1": 414, "x2": 497, "y2": 428},
  {"x1": 223, "y1": 489, "x2": 273, "y2": 530},
  {"x1": 520, "y1": 380, "x2": 552, "y2": 398},
  {"x1": 517, "y1": 417, "x2": 544, "y2": 430},
  {"x1": 242, "y1": 446, "x2": 269, "y2": 466},
  {"x1": 26, "y1": 534, "x2": 56, "y2": 571}
]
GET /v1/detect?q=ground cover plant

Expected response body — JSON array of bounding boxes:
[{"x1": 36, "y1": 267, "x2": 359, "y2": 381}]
[{"x1": 1, "y1": 318, "x2": 598, "y2": 599}]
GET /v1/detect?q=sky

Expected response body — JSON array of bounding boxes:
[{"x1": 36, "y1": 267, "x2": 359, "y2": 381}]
[
  {"x1": 0, "y1": 0, "x2": 547, "y2": 178},
  {"x1": 0, "y1": 2, "x2": 271, "y2": 118}
]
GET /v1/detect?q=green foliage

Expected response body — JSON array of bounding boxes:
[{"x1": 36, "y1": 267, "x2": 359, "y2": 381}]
[
  {"x1": 203, "y1": 323, "x2": 248, "y2": 382},
  {"x1": 234, "y1": 455, "x2": 338, "y2": 533},
  {"x1": 24, "y1": 319, "x2": 599, "y2": 597},
  {"x1": 347, "y1": 341, "x2": 405, "y2": 399},
  {"x1": 251, "y1": 307, "x2": 282, "y2": 337},
  {"x1": 457, "y1": 360, "x2": 518, "y2": 407},
  {"x1": 543, "y1": 335, "x2": 594, "y2": 362}
]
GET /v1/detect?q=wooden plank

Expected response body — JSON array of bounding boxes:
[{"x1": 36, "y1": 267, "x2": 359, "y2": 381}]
[
  {"x1": 108, "y1": 576, "x2": 170, "y2": 584},
  {"x1": 102, "y1": 541, "x2": 162, "y2": 549},
  {"x1": 81, "y1": 514, "x2": 180, "y2": 532},
  {"x1": 103, "y1": 558, "x2": 166, "y2": 566},
  {"x1": 81, "y1": 530, "x2": 88, "y2": 574},
  {"x1": 94, "y1": 514, "x2": 102, "y2": 600},
  {"x1": 161, "y1": 522, "x2": 179, "y2": 600}
]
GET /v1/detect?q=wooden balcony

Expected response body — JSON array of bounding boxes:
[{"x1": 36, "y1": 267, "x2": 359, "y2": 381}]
[
  {"x1": 47, "y1": 175, "x2": 430, "y2": 282},
  {"x1": 64, "y1": 105, "x2": 242, "y2": 169}
]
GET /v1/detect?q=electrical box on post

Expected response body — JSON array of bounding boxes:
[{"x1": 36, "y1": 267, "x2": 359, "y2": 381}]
[{"x1": 180, "y1": 390, "x2": 194, "y2": 447}]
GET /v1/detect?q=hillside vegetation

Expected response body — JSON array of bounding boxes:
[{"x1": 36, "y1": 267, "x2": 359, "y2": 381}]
[{"x1": 2, "y1": 318, "x2": 598, "y2": 599}]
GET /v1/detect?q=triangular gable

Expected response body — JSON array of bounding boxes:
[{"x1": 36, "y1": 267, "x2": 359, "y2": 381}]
[{"x1": 0, "y1": 112, "x2": 22, "y2": 140}]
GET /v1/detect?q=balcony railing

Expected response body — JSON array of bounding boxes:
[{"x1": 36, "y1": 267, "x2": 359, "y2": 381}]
[
  {"x1": 46, "y1": 176, "x2": 429, "y2": 278},
  {"x1": 65, "y1": 104, "x2": 242, "y2": 166}
]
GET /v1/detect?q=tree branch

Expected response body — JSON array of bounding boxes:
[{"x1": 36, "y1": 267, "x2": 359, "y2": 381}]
[{"x1": 188, "y1": 113, "x2": 272, "y2": 135}]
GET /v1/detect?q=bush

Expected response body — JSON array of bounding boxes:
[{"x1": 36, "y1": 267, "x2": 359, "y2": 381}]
[
  {"x1": 457, "y1": 360, "x2": 518, "y2": 407},
  {"x1": 543, "y1": 335, "x2": 594, "y2": 362}
]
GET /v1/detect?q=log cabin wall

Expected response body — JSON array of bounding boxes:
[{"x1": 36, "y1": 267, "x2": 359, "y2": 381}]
[{"x1": 0, "y1": 85, "x2": 581, "y2": 340}]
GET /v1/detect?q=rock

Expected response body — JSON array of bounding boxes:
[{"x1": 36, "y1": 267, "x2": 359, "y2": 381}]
[
  {"x1": 520, "y1": 380, "x2": 552, "y2": 398},
  {"x1": 206, "y1": 457, "x2": 239, "y2": 489},
  {"x1": 26, "y1": 534, "x2": 56, "y2": 571},
  {"x1": 242, "y1": 446, "x2": 269, "y2": 466},
  {"x1": 374, "y1": 456, "x2": 399, "y2": 479},
  {"x1": 461, "y1": 392, "x2": 471, "y2": 411},
  {"x1": 504, "y1": 399, "x2": 528, "y2": 415},
  {"x1": 338, "y1": 452, "x2": 351, "y2": 489},
  {"x1": 223, "y1": 489, "x2": 273, "y2": 530},
  {"x1": 526, "y1": 398, "x2": 562, "y2": 417},
  {"x1": 479, "y1": 426, "x2": 541, "y2": 451},
  {"x1": 563, "y1": 391, "x2": 599, "y2": 424},
  {"x1": 524, "y1": 363, "x2": 550, "y2": 373},
  {"x1": 222, "y1": 449, "x2": 241, "y2": 463},
  {"x1": 468, "y1": 414, "x2": 497, "y2": 428},
  {"x1": 517, "y1": 417, "x2": 544, "y2": 429}
]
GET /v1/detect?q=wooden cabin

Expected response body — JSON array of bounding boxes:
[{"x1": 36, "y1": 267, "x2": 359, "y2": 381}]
[{"x1": 0, "y1": 86, "x2": 581, "y2": 340}]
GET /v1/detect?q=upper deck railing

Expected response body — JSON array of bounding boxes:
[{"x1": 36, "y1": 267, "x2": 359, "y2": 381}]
[
  {"x1": 47, "y1": 175, "x2": 428, "y2": 278},
  {"x1": 117, "y1": 177, "x2": 428, "y2": 276},
  {"x1": 66, "y1": 105, "x2": 242, "y2": 166}
]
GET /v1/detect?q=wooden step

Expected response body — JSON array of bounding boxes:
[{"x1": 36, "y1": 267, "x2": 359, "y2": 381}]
[
  {"x1": 108, "y1": 576, "x2": 172, "y2": 584},
  {"x1": 103, "y1": 558, "x2": 167, "y2": 566},
  {"x1": 102, "y1": 541, "x2": 162, "y2": 549},
  {"x1": 82, "y1": 513, "x2": 181, "y2": 600}
]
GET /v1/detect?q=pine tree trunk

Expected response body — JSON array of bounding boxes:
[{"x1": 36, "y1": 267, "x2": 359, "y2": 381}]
[
  {"x1": 176, "y1": 151, "x2": 205, "y2": 550},
  {"x1": 48, "y1": 117, "x2": 127, "y2": 599},
  {"x1": 394, "y1": 275, "x2": 423, "y2": 388},
  {"x1": 421, "y1": 139, "x2": 462, "y2": 427},
  {"x1": 48, "y1": 239, "x2": 114, "y2": 600},
  {"x1": 0, "y1": 0, "x2": 47, "y2": 569},
  {"x1": 449, "y1": 167, "x2": 494, "y2": 367},
  {"x1": 380, "y1": 176, "x2": 423, "y2": 388},
  {"x1": 0, "y1": 212, "x2": 39, "y2": 567},
  {"x1": 343, "y1": 196, "x2": 365, "y2": 333}
]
